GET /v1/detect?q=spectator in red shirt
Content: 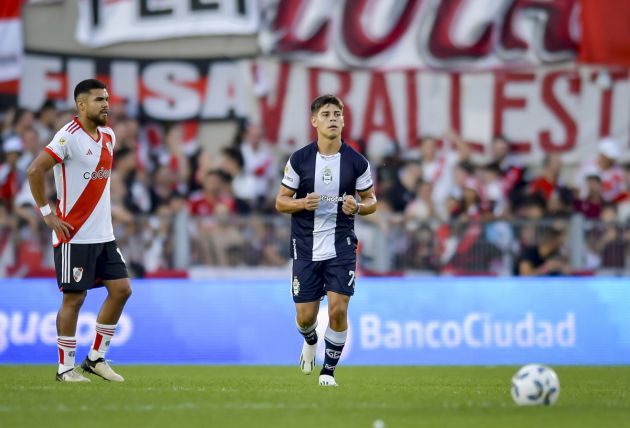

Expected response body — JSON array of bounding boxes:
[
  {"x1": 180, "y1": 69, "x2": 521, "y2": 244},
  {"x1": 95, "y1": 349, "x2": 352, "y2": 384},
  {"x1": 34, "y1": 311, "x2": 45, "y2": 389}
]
[
  {"x1": 188, "y1": 169, "x2": 236, "y2": 216},
  {"x1": 530, "y1": 153, "x2": 563, "y2": 201}
]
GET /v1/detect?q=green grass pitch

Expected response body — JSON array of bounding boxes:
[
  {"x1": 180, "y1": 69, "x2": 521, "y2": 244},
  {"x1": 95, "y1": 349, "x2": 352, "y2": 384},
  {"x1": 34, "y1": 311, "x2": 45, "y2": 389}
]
[{"x1": 1, "y1": 366, "x2": 628, "y2": 428}]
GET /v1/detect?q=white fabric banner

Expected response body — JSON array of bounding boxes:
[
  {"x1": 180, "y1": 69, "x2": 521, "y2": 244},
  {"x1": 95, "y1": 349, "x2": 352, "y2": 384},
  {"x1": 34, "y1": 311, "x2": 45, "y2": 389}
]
[
  {"x1": 252, "y1": 60, "x2": 630, "y2": 166},
  {"x1": 259, "y1": 0, "x2": 580, "y2": 71},
  {"x1": 75, "y1": 0, "x2": 260, "y2": 47},
  {"x1": 17, "y1": 52, "x2": 630, "y2": 166},
  {"x1": 0, "y1": 4, "x2": 22, "y2": 82}
]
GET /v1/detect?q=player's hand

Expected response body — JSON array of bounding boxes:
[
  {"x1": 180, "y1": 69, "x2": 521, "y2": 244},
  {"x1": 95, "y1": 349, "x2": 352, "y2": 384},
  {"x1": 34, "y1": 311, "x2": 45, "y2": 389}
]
[
  {"x1": 303, "y1": 193, "x2": 320, "y2": 211},
  {"x1": 342, "y1": 195, "x2": 359, "y2": 215},
  {"x1": 43, "y1": 213, "x2": 74, "y2": 240}
]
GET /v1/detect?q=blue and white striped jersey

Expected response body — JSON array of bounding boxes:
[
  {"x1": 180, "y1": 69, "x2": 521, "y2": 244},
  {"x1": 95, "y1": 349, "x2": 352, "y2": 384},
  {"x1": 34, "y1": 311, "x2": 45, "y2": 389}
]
[{"x1": 281, "y1": 142, "x2": 373, "y2": 261}]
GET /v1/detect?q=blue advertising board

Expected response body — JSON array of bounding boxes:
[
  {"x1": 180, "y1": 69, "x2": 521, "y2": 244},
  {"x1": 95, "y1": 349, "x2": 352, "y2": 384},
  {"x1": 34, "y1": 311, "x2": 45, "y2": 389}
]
[{"x1": 0, "y1": 277, "x2": 628, "y2": 365}]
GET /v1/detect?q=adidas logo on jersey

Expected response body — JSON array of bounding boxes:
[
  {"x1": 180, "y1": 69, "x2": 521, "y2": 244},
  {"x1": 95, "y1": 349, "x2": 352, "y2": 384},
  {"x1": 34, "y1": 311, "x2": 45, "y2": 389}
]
[{"x1": 86, "y1": 149, "x2": 93, "y2": 155}]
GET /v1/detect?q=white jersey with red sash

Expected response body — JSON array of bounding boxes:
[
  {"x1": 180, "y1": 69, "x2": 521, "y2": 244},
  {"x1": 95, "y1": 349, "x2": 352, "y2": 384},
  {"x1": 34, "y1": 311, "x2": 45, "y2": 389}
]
[{"x1": 44, "y1": 118, "x2": 115, "y2": 246}]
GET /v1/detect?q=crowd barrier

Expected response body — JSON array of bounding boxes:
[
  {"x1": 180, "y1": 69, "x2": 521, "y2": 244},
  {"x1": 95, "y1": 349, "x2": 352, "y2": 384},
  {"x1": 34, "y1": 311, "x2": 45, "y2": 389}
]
[{"x1": 0, "y1": 278, "x2": 628, "y2": 365}]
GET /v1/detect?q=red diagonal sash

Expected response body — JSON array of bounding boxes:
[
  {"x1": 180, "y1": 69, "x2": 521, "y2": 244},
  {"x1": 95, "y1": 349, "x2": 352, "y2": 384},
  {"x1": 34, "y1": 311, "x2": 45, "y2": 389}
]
[{"x1": 61, "y1": 134, "x2": 113, "y2": 242}]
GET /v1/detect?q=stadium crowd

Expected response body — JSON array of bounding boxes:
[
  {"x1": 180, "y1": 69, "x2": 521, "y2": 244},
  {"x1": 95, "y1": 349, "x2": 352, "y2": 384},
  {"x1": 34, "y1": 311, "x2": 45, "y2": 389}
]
[{"x1": 1, "y1": 102, "x2": 629, "y2": 277}]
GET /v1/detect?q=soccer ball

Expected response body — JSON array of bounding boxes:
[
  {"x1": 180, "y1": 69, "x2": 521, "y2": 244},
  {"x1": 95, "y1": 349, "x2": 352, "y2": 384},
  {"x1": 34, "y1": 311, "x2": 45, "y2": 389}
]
[{"x1": 510, "y1": 364, "x2": 560, "y2": 406}]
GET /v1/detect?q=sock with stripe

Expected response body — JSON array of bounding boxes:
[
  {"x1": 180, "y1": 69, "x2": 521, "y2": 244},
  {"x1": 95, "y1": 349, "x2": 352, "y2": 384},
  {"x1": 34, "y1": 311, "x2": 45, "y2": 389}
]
[
  {"x1": 88, "y1": 323, "x2": 117, "y2": 361},
  {"x1": 296, "y1": 319, "x2": 318, "y2": 345},
  {"x1": 57, "y1": 336, "x2": 77, "y2": 374},
  {"x1": 319, "y1": 326, "x2": 347, "y2": 377}
]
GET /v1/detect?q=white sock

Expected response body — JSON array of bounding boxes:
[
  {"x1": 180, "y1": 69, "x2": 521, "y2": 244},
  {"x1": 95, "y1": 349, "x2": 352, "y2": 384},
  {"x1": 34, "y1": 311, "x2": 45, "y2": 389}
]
[
  {"x1": 88, "y1": 323, "x2": 116, "y2": 361},
  {"x1": 57, "y1": 336, "x2": 77, "y2": 374}
]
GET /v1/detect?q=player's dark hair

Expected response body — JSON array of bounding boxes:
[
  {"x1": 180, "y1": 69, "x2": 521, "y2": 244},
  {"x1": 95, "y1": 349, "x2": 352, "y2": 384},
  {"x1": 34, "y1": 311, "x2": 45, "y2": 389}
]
[
  {"x1": 310, "y1": 94, "x2": 344, "y2": 116},
  {"x1": 74, "y1": 79, "x2": 107, "y2": 101}
]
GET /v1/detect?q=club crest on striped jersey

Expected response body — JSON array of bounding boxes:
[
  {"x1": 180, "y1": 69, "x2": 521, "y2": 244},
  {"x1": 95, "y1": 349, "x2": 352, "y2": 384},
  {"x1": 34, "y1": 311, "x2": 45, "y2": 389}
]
[
  {"x1": 73, "y1": 267, "x2": 84, "y2": 282},
  {"x1": 58, "y1": 137, "x2": 67, "y2": 146},
  {"x1": 322, "y1": 166, "x2": 333, "y2": 185}
]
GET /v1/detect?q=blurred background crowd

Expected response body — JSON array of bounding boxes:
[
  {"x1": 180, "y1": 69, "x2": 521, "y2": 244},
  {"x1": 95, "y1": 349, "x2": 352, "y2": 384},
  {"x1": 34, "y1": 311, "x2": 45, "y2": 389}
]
[
  {"x1": 1, "y1": 102, "x2": 629, "y2": 277},
  {"x1": 1, "y1": 0, "x2": 629, "y2": 278}
]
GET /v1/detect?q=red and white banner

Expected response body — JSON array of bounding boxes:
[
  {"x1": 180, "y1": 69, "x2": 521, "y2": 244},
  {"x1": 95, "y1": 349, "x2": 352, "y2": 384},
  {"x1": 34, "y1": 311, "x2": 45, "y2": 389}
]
[
  {"x1": 254, "y1": 60, "x2": 630, "y2": 165},
  {"x1": 17, "y1": 52, "x2": 630, "y2": 165},
  {"x1": 0, "y1": 1, "x2": 23, "y2": 82},
  {"x1": 259, "y1": 0, "x2": 580, "y2": 71},
  {"x1": 76, "y1": 0, "x2": 260, "y2": 47},
  {"x1": 19, "y1": 51, "x2": 256, "y2": 120}
]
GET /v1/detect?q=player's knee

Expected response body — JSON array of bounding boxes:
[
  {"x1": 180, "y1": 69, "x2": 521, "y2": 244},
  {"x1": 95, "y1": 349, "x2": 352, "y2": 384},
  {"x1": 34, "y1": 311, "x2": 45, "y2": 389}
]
[
  {"x1": 62, "y1": 291, "x2": 87, "y2": 311},
  {"x1": 328, "y1": 305, "x2": 347, "y2": 324},
  {"x1": 110, "y1": 284, "x2": 132, "y2": 302},
  {"x1": 296, "y1": 312, "x2": 317, "y2": 328}
]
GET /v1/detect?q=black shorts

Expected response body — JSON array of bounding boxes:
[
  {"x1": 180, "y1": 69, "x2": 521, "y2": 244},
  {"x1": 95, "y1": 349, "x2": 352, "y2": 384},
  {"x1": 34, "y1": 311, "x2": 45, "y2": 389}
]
[
  {"x1": 54, "y1": 240, "x2": 128, "y2": 292},
  {"x1": 291, "y1": 253, "x2": 357, "y2": 303}
]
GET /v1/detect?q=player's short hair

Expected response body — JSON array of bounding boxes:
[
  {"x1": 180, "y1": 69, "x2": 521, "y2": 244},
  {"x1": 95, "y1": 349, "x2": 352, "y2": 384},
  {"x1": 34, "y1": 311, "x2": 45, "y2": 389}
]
[
  {"x1": 311, "y1": 94, "x2": 344, "y2": 116},
  {"x1": 74, "y1": 79, "x2": 107, "y2": 101}
]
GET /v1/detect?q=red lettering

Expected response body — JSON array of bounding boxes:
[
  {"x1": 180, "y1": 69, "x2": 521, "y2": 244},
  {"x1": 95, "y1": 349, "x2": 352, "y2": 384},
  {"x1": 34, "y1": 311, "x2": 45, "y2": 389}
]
[
  {"x1": 259, "y1": 62, "x2": 291, "y2": 143},
  {"x1": 272, "y1": 0, "x2": 330, "y2": 53},
  {"x1": 450, "y1": 73, "x2": 461, "y2": 133},
  {"x1": 493, "y1": 72, "x2": 535, "y2": 152},
  {"x1": 428, "y1": 0, "x2": 494, "y2": 60},
  {"x1": 46, "y1": 72, "x2": 67, "y2": 101},
  {"x1": 539, "y1": 71, "x2": 578, "y2": 152},
  {"x1": 406, "y1": 71, "x2": 419, "y2": 148},
  {"x1": 342, "y1": 0, "x2": 420, "y2": 58},
  {"x1": 591, "y1": 70, "x2": 629, "y2": 137},
  {"x1": 361, "y1": 73, "x2": 396, "y2": 142},
  {"x1": 501, "y1": 0, "x2": 578, "y2": 54}
]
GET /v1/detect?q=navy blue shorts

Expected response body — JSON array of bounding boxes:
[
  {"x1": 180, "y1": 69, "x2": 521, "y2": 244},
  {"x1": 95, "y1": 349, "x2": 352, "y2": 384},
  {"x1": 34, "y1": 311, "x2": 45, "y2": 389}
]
[{"x1": 291, "y1": 254, "x2": 357, "y2": 303}]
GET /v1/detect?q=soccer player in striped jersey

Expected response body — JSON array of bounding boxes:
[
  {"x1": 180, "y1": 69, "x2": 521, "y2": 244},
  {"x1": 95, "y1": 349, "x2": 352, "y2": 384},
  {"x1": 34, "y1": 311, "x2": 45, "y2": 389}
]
[
  {"x1": 27, "y1": 79, "x2": 132, "y2": 382},
  {"x1": 275, "y1": 95, "x2": 377, "y2": 386}
]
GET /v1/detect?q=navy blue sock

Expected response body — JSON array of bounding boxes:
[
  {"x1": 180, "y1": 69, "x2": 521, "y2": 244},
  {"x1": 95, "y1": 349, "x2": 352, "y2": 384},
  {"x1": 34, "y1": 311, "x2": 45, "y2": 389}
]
[
  {"x1": 320, "y1": 327, "x2": 347, "y2": 377},
  {"x1": 297, "y1": 320, "x2": 318, "y2": 345}
]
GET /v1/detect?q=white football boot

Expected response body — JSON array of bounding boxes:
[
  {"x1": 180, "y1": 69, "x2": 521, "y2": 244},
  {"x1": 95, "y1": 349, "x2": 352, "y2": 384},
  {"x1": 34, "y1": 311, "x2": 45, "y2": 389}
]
[
  {"x1": 81, "y1": 357, "x2": 125, "y2": 382},
  {"x1": 300, "y1": 341, "x2": 317, "y2": 375},
  {"x1": 56, "y1": 368, "x2": 91, "y2": 382},
  {"x1": 318, "y1": 374, "x2": 338, "y2": 387}
]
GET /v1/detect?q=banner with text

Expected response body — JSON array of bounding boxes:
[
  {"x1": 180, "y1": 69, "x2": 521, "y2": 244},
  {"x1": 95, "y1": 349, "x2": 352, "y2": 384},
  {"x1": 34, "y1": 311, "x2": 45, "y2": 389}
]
[
  {"x1": 255, "y1": 61, "x2": 630, "y2": 164},
  {"x1": 1, "y1": 278, "x2": 629, "y2": 365},
  {"x1": 76, "y1": 0, "x2": 260, "y2": 47},
  {"x1": 18, "y1": 52, "x2": 630, "y2": 164},
  {"x1": 0, "y1": 0, "x2": 22, "y2": 82},
  {"x1": 19, "y1": 51, "x2": 256, "y2": 121},
  {"x1": 259, "y1": 0, "x2": 579, "y2": 70}
]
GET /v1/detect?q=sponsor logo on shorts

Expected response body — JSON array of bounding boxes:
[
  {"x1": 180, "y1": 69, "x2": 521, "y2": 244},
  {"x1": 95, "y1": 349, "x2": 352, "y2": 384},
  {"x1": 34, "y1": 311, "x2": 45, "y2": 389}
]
[
  {"x1": 292, "y1": 276, "x2": 300, "y2": 296},
  {"x1": 73, "y1": 267, "x2": 84, "y2": 282}
]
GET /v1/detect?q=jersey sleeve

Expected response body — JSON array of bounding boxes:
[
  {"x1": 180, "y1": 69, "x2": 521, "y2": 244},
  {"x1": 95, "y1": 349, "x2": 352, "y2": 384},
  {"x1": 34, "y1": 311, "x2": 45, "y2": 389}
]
[
  {"x1": 44, "y1": 130, "x2": 72, "y2": 163},
  {"x1": 102, "y1": 127, "x2": 116, "y2": 148},
  {"x1": 356, "y1": 160, "x2": 373, "y2": 192},
  {"x1": 281, "y1": 156, "x2": 300, "y2": 190}
]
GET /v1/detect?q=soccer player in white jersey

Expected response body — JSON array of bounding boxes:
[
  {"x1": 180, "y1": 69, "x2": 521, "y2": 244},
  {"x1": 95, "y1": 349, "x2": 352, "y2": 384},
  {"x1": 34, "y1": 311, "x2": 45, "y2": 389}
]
[
  {"x1": 27, "y1": 79, "x2": 132, "y2": 382},
  {"x1": 275, "y1": 95, "x2": 377, "y2": 386}
]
